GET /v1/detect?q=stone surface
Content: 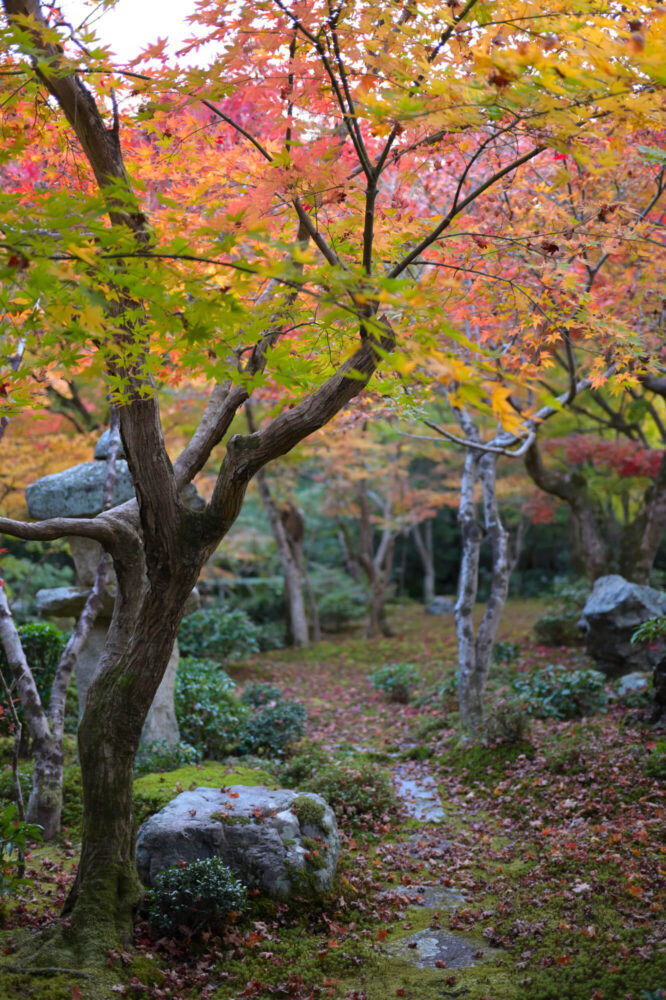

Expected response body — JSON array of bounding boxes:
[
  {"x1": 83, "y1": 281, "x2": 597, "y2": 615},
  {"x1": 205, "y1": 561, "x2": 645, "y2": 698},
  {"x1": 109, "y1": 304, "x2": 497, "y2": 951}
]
[
  {"x1": 393, "y1": 765, "x2": 446, "y2": 823},
  {"x1": 26, "y1": 460, "x2": 136, "y2": 519},
  {"x1": 136, "y1": 786, "x2": 339, "y2": 900},
  {"x1": 384, "y1": 929, "x2": 481, "y2": 968},
  {"x1": 425, "y1": 596, "x2": 456, "y2": 616},
  {"x1": 379, "y1": 883, "x2": 466, "y2": 910},
  {"x1": 141, "y1": 640, "x2": 181, "y2": 746},
  {"x1": 578, "y1": 575, "x2": 666, "y2": 677},
  {"x1": 93, "y1": 428, "x2": 126, "y2": 460},
  {"x1": 35, "y1": 586, "x2": 116, "y2": 619},
  {"x1": 616, "y1": 672, "x2": 650, "y2": 697}
]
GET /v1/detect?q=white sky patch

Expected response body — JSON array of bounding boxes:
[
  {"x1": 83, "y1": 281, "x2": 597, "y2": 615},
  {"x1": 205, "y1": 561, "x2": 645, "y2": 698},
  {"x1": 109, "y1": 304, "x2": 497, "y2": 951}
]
[{"x1": 59, "y1": 0, "x2": 202, "y2": 63}]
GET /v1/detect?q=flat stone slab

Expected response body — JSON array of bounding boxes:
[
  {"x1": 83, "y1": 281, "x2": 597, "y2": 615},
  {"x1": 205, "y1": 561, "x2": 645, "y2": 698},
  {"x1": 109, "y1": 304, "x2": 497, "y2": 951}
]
[
  {"x1": 393, "y1": 766, "x2": 445, "y2": 823},
  {"x1": 380, "y1": 883, "x2": 466, "y2": 910},
  {"x1": 385, "y1": 929, "x2": 481, "y2": 968}
]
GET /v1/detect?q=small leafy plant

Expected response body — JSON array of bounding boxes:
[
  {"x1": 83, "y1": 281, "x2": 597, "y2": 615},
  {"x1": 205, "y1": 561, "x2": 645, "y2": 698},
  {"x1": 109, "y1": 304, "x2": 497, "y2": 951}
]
[
  {"x1": 631, "y1": 615, "x2": 666, "y2": 645},
  {"x1": 239, "y1": 700, "x2": 306, "y2": 756},
  {"x1": 146, "y1": 857, "x2": 247, "y2": 935},
  {"x1": 0, "y1": 802, "x2": 42, "y2": 898},
  {"x1": 175, "y1": 657, "x2": 251, "y2": 759},
  {"x1": 491, "y1": 640, "x2": 520, "y2": 664},
  {"x1": 178, "y1": 607, "x2": 260, "y2": 663},
  {"x1": 134, "y1": 739, "x2": 203, "y2": 775},
  {"x1": 371, "y1": 662, "x2": 419, "y2": 703},
  {"x1": 241, "y1": 682, "x2": 283, "y2": 707},
  {"x1": 512, "y1": 664, "x2": 607, "y2": 719}
]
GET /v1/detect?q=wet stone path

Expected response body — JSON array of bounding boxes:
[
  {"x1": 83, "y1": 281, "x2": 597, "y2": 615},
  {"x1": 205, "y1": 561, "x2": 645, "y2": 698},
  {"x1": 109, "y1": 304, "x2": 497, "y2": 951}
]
[{"x1": 385, "y1": 762, "x2": 490, "y2": 974}]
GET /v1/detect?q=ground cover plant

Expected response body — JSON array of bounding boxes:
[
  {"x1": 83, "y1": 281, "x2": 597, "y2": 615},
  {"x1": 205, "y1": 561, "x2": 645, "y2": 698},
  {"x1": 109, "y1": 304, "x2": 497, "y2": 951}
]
[{"x1": 1, "y1": 599, "x2": 664, "y2": 1000}]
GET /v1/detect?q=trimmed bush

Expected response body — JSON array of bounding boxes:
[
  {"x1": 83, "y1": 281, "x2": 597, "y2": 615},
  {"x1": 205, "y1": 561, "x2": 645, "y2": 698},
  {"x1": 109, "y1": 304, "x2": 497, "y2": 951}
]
[
  {"x1": 178, "y1": 607, "x2": 260, "y2": 663},
  {"x1": 146, "y1": 857, "x2": 247, "y2": 935},
  {"x1": 371, "y1": 662, "x2": 419, "y2": 703},
  {"x1": 134, "y1": 739, "x2": 203, "y2": 776},
  {"x1": 533, "y1": 578, "x2": 589, "y2": 647},
  {"x1": 0, "y1": 621, "x2": 67, "y2": 710},
  {"x1": 241, "y1": 682, "x2": 283, "y2": 708},
  {"x1": 175, "y1": 657, "x2": 251, "y2": 758},
  {"x1": 512, "y1": 664, "x2": 607, "y2": 719},
  {"x1": 239, "y1": 700, "x2": 306, "y2": 756}
]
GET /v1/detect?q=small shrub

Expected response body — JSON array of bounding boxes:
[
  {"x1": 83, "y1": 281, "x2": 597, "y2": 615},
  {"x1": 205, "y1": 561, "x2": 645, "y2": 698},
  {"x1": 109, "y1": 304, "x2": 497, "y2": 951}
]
[
  {"x1": 175, "y1": 657, "x2": 251, "y2": 759},
  {"x1": 0, "y1": 803, "x2": 42, "y2": 898},
  {"x1": 134, "y1": 740, "x2": 203, "y2": 776},
  {"x1": 491, "y1": 640, "x2": 520, "y2": 664},
  {"x1": 0, "y1": 621, "x2": 67, "y2": 714},
  {"x1": 178, "y1": 607, "x2": 260, "y2": 663},
  {"x1": 484, "y1": 699, "x2": 531, "y2": 744},
  {"x1": 146, "y1": 857, "x2": 247, "y2": 935},
  {"x1": 645, "y1": 741, "x2": 666, "y2": 780},
  {"x1": 280, "y1": 749, "x2": 398, "y2": 826},
  {"x1": 312, "y1": 569, "x2": 367, "y2": 632},
  {"x1": 512, "y1": 664, "x2": 607, "y2": 719},
  {"x1": 371, "y1": 662, "x2": 419, "y2": 703},
  {"x1": 631, "y1": 615, "x2": 666, "y2": 645},
  {"x1": 239, "y1": 700, "x2": 306, "y2": 756},
  {"x1": 241, "y1": 682, "x2": 283, "y2": 708},
  {"x1": 255, "y1": 621, "x2": 286, "y2": 652},
  {"x1": 533, "y1": 577, "x2": 589, "y2": 646}
]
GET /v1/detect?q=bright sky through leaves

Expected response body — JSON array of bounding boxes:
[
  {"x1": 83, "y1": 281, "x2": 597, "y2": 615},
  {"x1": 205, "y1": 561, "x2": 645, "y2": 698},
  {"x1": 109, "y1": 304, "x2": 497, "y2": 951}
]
[{"x1": 60, "y1": 0, "x2": 200, "y2": 62}]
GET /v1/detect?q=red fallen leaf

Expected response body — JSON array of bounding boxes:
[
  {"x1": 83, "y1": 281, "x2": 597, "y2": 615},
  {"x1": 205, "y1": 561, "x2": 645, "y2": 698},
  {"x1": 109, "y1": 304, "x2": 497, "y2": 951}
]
[
  {"x1": 322, "y1": 979, "x2": 338, "y2": 987},
  {"x1": 435, "y1": 959, "x2": 447, "y2": 968},
  {"x1": 71, "y1": 988, "x2": 82, "y2": 1000},
  {"x1": 377, "y1": 929, "x2": 388, "y2": 940},
  {"x1": 445, "y1": 976, "x2": 457, "y2": 986},
  {"x1": 556, "y1": 954, "x2": 571, "y2": 965},
  {"x1": 228, "y1": 792, "x2": 240, "y2": 798},
  {"x1": 396, "y1": 990, "x2": 406, "y2": 997}
]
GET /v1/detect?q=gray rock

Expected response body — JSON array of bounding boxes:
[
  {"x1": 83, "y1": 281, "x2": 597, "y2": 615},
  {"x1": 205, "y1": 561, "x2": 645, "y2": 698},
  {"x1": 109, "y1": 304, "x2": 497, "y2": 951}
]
[
  {"x1": 578, "y1": 575, "x2": 666, "y2": 677},
  {"x1": 136, "y1": 786, "x2": 339, "y2": 900},
  {"x1": 425, "y1": 597, "x2": 456, "y2": 616},
  {"x1": 616, "y1": 672, "x2": 650, "y2": 697},
  {"x1": 93, "y1": 429, "x2": 125, "y2": 461},
  {"x1": 141, "y1": 639, "x2": 181, "y2": 747},
  {"x1": 26, "y1": 460, "x2": 135, "y2": 519},
  {"x1": 384, "y1": 929, "x2": 482, "y2": 968},
  {"x1": 35, "y1": 586, "x2": 115, "y2": 619},
  {"x1": 379, "y1": 883, "x2": 465, "y2": 910}
]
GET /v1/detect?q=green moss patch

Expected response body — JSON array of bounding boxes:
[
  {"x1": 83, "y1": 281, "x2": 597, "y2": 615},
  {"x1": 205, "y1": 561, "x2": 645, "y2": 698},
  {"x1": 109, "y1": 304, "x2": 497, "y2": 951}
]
[{"x1": 133, "y1": 761, "x2": 274, "y2": 826}]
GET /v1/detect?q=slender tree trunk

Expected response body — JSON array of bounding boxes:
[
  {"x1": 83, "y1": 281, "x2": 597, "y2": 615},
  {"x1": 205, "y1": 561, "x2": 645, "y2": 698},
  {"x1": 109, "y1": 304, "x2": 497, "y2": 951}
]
[
  {"x1": 357, "y1": 481, "x2": 395, "y2": 637},
  {"x1": 412, "y1": 518, "x2": 436, "y2": 604},
  {"x1": 454, "y1": 413, "x2": 512, "y2": 731}
]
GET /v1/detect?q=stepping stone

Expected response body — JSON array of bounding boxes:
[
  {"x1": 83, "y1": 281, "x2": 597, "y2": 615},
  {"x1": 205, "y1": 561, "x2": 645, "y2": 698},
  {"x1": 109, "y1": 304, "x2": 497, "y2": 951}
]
[
  {"x1": 382, "y1": 883, "x2": 466, "y2": 910},
  {"x1": 393, "y1": 765, "x2": 446, "y2": 823},
  {"x1": 384, "y1": 928, "x2": 481, "y2": 969}
]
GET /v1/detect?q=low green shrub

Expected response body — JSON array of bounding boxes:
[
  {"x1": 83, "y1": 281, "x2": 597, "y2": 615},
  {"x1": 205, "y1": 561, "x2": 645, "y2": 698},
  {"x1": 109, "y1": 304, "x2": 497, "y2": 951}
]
[
  {"x1": 241, "y1": 682, "x2": 283, "y2": 708},
  {"x1": 255, "y1": 621, "x2": 286, "y2": 652},
  {"x1": 491, "y1": 640, "x2": 520, "y2": 664},
  {"x1": 371, "y1": 662, "x2": 419, "y2": 703},
  {"x1": 312, "y1": 569, "x2": 367, "y2": 632},
  {"x1": 175, "y1": 657, "x2": 251, "y2": 759},
  {"x1": 239, "y1": 700, "x2": 306, "y2": 756},
  {"x1": 512, "y1": 664, "x2": 607, "y2": 719},
  {"x1": 146, "y1": 857, "x2": 247, "y2": 935},
  {"x1": 0, "y1": 622, "x2": 68, "y2": 734},
  {"x1": 280, "y1": 748, "x2": 398, "y2": 826},
  {"x1": 0, "y1": 802, "x2": 42, "y2": 898},
  {"x1": 134, "y1": 739, "x2": 203, "y2": 776},
  {"x1": 631, "y1": 615, "x2": 666, "y2": 645},
  {"x1": 178, "y1": 608, "x2": 260, "y2": 663},
  {"x1": 484, "y1": 698, "x2": 531, "y2": 744},
  {"x1": 645, "y1": 741, "x2": 666, "y2": 780},
  {"x1": 533, "y1": 577, "x2": 589, "y2": 646}
]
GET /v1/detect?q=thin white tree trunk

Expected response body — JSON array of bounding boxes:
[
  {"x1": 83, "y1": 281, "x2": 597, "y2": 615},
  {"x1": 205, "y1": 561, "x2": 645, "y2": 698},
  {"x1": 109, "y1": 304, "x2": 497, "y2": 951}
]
[{"x1": 412, "y1": 518, "x2": 436, "y2": 604}]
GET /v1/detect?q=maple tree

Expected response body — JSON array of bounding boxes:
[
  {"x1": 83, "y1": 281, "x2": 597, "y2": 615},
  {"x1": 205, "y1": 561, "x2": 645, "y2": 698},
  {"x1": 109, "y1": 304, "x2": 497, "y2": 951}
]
[{"x1": 0, "y1": 0, "x2": 664, "y2": 968}]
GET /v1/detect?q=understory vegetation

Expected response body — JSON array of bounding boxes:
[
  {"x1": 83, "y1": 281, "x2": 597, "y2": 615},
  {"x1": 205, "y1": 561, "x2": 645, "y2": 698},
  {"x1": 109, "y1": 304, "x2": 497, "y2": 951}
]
[{"x1": 1, "y1": 600, "x2": 664, "y2": 1000}]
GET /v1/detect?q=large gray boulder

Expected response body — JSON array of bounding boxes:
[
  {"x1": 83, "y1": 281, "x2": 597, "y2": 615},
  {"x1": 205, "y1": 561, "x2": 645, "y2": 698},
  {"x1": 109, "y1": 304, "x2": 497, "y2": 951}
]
[
  {"x1": 25, "y1": 460, "x2": 135, "y2": 519},
  {"x1": 136, "y1": 786, "x2": 339, "y2": 900},
  {"x1": 578, "y1": 575, "x2": 666, "y2": 677},
  {"x1": 425, "y1": 596, "x2": 456, "y2": 616}
]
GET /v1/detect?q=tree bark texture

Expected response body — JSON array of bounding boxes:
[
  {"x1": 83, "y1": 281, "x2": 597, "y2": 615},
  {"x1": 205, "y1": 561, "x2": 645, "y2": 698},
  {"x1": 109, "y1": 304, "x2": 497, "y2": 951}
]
[
  {"x1": 525, "y1": 441, "x2": 666, "y2": 584},
  {"x1": 412, "y1": 519, "x2": 436, "y2": 604},
  {"x1": 454, "y1": 415, "x2": 511, "y2": 731}
]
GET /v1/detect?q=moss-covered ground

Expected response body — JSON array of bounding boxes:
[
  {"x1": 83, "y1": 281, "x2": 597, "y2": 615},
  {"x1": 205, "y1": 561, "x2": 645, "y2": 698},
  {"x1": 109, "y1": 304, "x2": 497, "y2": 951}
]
[{"x1": 1, "y1": 599, "x2": 665, "y2": 1000}]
